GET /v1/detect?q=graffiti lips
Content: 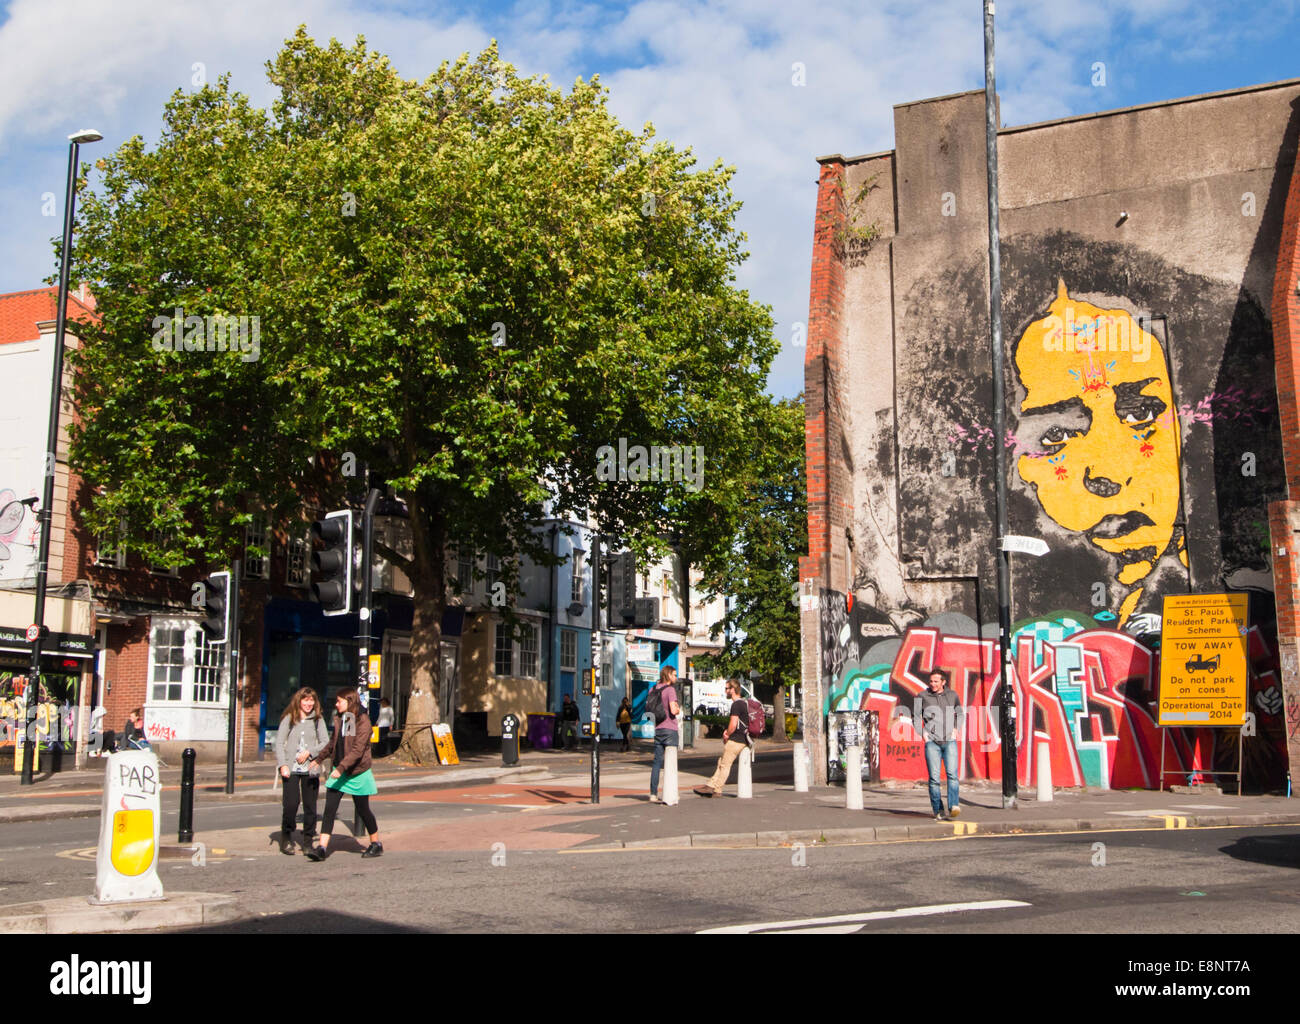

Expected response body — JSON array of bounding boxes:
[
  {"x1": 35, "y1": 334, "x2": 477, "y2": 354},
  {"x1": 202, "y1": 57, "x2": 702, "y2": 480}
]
[{"x1": 1088, "y1": 511, "x2": 1155, "y2": 541}]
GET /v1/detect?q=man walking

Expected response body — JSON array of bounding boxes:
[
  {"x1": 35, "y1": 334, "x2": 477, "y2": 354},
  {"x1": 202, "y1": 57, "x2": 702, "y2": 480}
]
[
  {"x1": 694, "y1": 678, "x2": 749, "y2": 797},
  {"x1": 919, "y1": 669, "x2": 963, "y2": 820},
  {"x1": 560, "y1": 694, "x2": 581, "y2": 750},
  {"x1": 647, "y1": 666, "x2": 681, "y2": 802}
]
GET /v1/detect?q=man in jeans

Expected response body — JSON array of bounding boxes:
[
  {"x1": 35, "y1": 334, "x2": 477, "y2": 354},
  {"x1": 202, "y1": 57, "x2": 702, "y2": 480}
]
[
  {"x1": 647, "y1": 666, "x2": 681, "y2": 803},
  {"x1": 919, "y1": 669, "x2": 963, "y2": 820},
  {"x1": 694, "y1": 678, "x2": 750, "y2": 797}
]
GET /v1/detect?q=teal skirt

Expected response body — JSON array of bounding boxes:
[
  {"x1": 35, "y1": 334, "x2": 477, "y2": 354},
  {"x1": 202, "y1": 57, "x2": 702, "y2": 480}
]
[{"x1": 326, "y1": 768, "x2": 378, "y2": 796}]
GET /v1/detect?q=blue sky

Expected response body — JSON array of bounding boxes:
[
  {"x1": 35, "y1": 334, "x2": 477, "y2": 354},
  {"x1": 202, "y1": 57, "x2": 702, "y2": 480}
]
[{"x1": 1, "y1": 0, "x2": 1297, "y2": 400}]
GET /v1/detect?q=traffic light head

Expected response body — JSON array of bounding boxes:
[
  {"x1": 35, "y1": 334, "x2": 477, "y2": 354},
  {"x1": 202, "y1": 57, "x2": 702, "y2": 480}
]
[
  {"x1": 199, "y1": 571, "x2": 231, "y2": 643},
  {"x1": 311, "y1": 510, "x2": 354, "y2": 616}
]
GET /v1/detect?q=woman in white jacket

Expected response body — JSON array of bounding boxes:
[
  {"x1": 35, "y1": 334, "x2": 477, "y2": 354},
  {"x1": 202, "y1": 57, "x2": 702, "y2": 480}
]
[{"x1": 275, "y1": 688, "x2": 329, "y2": 855}]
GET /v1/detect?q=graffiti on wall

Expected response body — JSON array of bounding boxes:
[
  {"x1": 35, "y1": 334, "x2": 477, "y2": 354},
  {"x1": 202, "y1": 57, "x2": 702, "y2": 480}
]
[
  {"x1": 1014, "y1": 282, "x2": 1185, "y2": 627},
  {"x1": 821, "y1": 594, "x2": 1286, "y2": 790},
  {"x1": 0, "y1": 487, "x2": 38, "y2": 581},
  {"x1": 885, "y1": 232, "x2": 1282, "y2": 638}
]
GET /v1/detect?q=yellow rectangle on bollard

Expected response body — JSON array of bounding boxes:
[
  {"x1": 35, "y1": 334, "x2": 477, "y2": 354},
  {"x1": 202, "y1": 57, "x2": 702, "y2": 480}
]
[{"x1": 111, "y1": 809, "x2": 156, "y2": 876}]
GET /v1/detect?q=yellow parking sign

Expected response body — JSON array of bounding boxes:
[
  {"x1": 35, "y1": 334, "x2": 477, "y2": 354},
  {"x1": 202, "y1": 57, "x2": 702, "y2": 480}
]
[{"x1": 1158, "y1": 594, "x2": 1249, "y2": 727}]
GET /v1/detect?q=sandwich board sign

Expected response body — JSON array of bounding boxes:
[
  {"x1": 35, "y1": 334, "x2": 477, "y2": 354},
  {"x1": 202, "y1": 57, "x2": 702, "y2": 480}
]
[
  {"x1": 1158, "y1": 594, "x2": 1249, "y2": 727},
  {"x1": 90, "y1": 750, "x2": 164, "y2": 904}
]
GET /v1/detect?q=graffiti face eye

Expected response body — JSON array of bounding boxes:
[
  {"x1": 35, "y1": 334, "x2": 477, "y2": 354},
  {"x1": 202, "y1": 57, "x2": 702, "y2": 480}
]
[
  {"x1": 1040, "y1": 425, "x2": 1081, "y2": 449},
  {"x1": 1119, "y1": 406, "x2": 1159, "y2": 429}
]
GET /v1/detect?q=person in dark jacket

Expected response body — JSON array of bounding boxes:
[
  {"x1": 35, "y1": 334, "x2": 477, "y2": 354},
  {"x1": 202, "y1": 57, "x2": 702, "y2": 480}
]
[
  {"x1": 275, "y1": 687, "x2": 329, "y2": 855},
  {"x1": 305, "y1": 690, "x2": 383, "y2": 860},
  {"x1": 918, "y1": 669, "x2": 964, "y2": 820},
  {"x1": 122, "y1": 708, "x2": 150, "y2": 750},
  {"x1": 560, "y1": 694, "x2": 581, "y2": 750}
]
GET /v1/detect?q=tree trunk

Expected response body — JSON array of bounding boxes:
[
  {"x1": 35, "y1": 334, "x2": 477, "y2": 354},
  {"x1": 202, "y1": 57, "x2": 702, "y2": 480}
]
[
  {"x1": 770, "y1": 685, "x2": 789, "y2": 744},
  {"x1": 393, "y1": 491, "x2": 448, "y2": 767}
]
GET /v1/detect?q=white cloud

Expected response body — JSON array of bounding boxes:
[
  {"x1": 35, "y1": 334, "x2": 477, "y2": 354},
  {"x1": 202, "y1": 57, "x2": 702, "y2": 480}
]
[{"x1": 1, "y1": 0, "x2": 1289, "y2": 400}]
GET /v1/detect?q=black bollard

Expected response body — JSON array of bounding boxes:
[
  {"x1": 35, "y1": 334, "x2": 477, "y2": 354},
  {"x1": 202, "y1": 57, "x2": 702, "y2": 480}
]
[
  {"x1": 178, "y1": 747, "x2": 196, "y2": 843},
  {"x1": 501, "y1": 714, "x2": 519, "y2": 766}
]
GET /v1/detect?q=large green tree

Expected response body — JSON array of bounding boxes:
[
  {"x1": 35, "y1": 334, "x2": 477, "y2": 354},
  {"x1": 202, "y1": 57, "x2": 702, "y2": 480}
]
[
  {"x1": 694, "y1": 396, "x2": 806, "y2": 717},
  {"x1": 66, "y1": 29, "x2": 776, "y2": 763}
]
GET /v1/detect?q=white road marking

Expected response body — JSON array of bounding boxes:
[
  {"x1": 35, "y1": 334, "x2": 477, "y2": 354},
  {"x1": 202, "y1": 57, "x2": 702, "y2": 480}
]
[{"x1": 698, "y1": 899, "x2": 1031, "y2": 934}]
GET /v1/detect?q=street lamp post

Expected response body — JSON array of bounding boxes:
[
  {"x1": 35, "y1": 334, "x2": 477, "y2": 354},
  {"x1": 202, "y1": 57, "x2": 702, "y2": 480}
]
[
  {"x1": 982, "y1": 4, "x2": 1017, "y2": 808},
  {"x1": 20, "y1": 128, "x2": 102, "y2": 786}
]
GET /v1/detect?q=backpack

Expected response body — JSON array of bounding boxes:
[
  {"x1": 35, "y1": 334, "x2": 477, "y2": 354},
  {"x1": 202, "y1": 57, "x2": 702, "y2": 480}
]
[
  {"x1": 646, "y1": 685, "x2": 668, "y2": 724},
  {"x1": 744, "y1": 698, "x2": 765, "y2": 740}
]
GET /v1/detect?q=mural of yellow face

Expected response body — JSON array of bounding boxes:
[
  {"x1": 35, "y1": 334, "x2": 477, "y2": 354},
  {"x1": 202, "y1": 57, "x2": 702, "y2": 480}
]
[{"x1": 1014, "y1": 282, "x2": 1185, "y2": 622}]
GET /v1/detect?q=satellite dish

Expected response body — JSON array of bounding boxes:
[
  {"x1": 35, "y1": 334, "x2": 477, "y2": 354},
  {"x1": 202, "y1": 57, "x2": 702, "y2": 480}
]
[{"x1": 567, "y1": 602, "x2": 585, "y2": 616}]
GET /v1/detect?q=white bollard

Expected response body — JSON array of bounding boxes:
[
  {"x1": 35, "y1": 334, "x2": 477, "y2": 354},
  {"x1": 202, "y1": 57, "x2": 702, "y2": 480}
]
[
  {"x1": 793, "y1": 741, "x2": 810, "y2": 793},
  {"x1": 845, "y1": 745, "x2": 864, "y2": 810},
  {"x1": 1036, "y1": 741, "x2": 1053, "y2": 802},
  {"x1": 738, "y1": 746, "x2": 753, "y2": 799},
  {"x1": 664, "y1": 744, "x2": 680, "y2": 805}
]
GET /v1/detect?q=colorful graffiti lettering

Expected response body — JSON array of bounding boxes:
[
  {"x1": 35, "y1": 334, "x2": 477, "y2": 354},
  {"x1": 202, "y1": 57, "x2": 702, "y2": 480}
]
[{"x1": 824, "y1": 600, "x2": 1286, "y2": 791}]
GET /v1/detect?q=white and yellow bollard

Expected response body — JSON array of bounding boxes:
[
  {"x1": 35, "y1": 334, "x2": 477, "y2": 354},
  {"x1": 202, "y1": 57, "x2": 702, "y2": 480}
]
[{"x1": 91, "y1": 750, "x2": 164, "y2": 905}]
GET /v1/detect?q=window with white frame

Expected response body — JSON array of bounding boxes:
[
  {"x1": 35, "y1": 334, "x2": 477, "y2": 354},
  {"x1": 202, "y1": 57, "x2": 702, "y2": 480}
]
[
  {"x1": 193, "y1": 630, "x2": 223, "y2": 703},
  {"x1": 519, "y1": 621, "x2": 539, "y2": 678},
  {"x1": 570, "y1": 550, "x2": 585, "y2": 605},
  {"x1": 457, "y1": 549, "x2": 474, "y2": 594},
  {"x1": 494, "y1": 620, "x2": 513, "y2": 677},
  {"x1": 560, "y1": 629, "x2": 577, "y2": 671},
  {"x1": 94, "y1": 520, "x2": 126, "y2": 569},
  {"x1": 148, "y1": 619, "x2": 224, "y2": 704},
  {"x1": 149, "y1": 624, "x2": 186, "y2": 702},
  {"x1": 486, "y1": 553, "x2": 500, "y2": 592},
  {"x1": 244, "y1": 513, "x2": 269, "y2": 579},
  {"x1": 286, "y1": 526, "x2": 310, "y2": 588}
]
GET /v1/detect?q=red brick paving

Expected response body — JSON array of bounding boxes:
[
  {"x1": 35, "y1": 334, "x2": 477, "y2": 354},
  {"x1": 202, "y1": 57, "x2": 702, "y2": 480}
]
[{"x1": 374, "y1": 783, "x2": 644, "y2": 807}]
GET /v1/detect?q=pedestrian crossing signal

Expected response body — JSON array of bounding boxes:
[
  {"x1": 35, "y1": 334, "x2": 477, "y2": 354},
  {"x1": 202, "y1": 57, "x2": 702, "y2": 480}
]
[{"x1": 580, "y1": 668, "x2": 596, "y2": 696}]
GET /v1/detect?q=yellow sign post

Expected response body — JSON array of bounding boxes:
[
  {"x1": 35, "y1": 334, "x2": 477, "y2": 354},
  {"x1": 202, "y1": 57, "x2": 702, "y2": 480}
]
[{"x1": 1158, "y1": 594, "x2": 1249, "y2": 727}]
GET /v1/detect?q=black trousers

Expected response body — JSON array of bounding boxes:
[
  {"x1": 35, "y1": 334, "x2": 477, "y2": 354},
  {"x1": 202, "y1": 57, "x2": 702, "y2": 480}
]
[
  {"x1": 619, "y1": 723, "x2": 631, "y2": 749},
  {"x1": 280, "y1": 772, "x2": 320, "y2": 836},
  {"x1": 321, "y1": 788, "x2": 378, "y2": 836}
]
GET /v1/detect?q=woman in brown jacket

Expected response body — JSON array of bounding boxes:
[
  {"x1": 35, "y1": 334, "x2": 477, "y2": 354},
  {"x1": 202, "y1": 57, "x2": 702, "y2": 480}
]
[{"x1": 305, "y1": 690, "x2": 383, "y2": 860}]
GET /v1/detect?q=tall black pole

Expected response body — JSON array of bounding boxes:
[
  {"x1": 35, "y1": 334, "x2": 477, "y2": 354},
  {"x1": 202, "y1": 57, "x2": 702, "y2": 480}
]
[
  {"x1": 224, "y1": 560, "x2": 241, "y2": 794},
  {"x1": 984, "y1": 0, "x2": 1018, "y2": 807},
  {"x1": 354, "y1": 488, "x2": 381, "y2": 836},
  {"x1": 590, "y1": 533, "x2": 602, "y2": 804},
  {"x1": 357, "y1": 487, "x2": 381, "y2": 715},
  {"x1": 21, "y1": 138, "x2": 84, "y2": 786}
]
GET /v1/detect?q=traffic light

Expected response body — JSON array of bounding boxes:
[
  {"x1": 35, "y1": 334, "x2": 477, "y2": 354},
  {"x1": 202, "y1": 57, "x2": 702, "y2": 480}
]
[
  {"x1": 199, "y1": 571, "x2": 232, "y2": 644},
  {"x1": 580, "y1": 668, "x2": 596, "y2": 696},
  {"x1": 311, "y1": 509, "x2": 354, "y2": 616},
  {"x1": 606, "y1": 551, "x2": 637, "y2": 628},
  {"x1": 632, "y1": 597, "x2": 660, "y2": 628}
]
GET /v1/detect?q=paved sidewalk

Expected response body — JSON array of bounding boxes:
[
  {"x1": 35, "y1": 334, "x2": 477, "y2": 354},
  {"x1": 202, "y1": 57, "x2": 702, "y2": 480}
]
[{"x1": 7, "y1": 739, "x2": 1299, "y2": 851}]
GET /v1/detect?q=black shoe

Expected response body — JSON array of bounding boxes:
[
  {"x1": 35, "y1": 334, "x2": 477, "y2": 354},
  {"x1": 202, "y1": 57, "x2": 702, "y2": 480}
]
[
  {"x1": 304, "y1": 844, "x2": 329, "y2": 862},
  {"x1": 276, "y1": 832, "x2": 295, "y2": 855},
  {"x1": 361, "y1": 842, "x2": 383, "y2": 859}
]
